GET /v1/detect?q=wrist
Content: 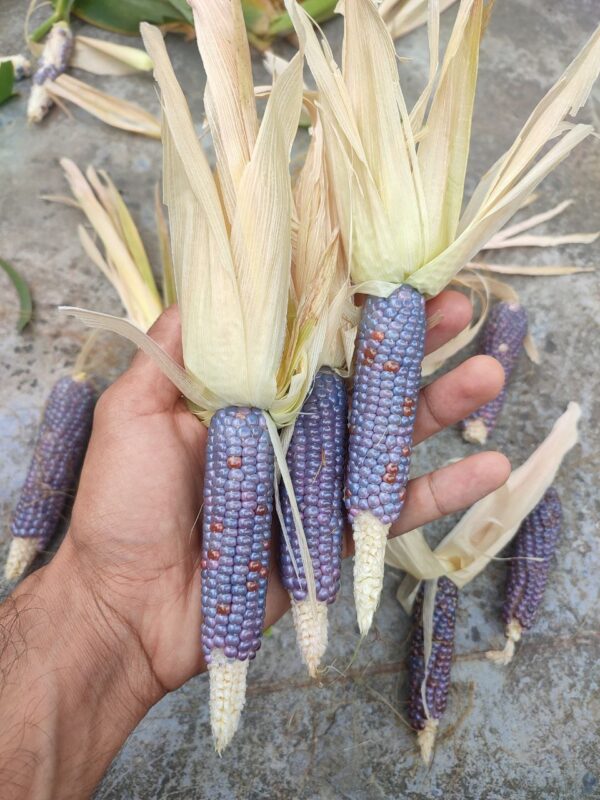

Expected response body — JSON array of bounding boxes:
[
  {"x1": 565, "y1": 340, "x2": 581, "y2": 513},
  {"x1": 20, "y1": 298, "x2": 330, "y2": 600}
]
[{"x1": 0, "y1": 547, "x2": 163, "y2": 799}]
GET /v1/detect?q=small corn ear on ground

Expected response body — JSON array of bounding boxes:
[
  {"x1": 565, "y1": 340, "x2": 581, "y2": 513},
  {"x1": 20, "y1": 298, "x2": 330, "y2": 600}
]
[
  {"x1": 346, "y1": 285, "x2": 426, "y2": 634},
  {"x1": 279, "y1": 369, "x2": 347, "y2": 671},
  {"x1": 28, "y1": 22, "x2": 74, "y2": 123},
  {"x1": 487, "y1": 488, "x2": 562, "y2": 665},
  {"x1": 5, "y1": 375, "x2": 96, "y2": 581},
  {"x1": 201, "y1": 407, "x2": 273, "y2": 750},
  {"x1": 462, "y1": 301, "x2": 528, "y2": 444},
  {"x1": 407, "y1": 577, "x2": 459, "y2": 764}
]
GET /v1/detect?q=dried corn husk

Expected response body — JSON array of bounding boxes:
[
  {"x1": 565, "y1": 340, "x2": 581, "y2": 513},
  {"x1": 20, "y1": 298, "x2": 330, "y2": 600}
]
[
  {"x1": 45, "y1": 73, "x2": 161, "y2": 138},
  {"x1": 154, "y1": 185, "x2": 177, "y2": 307},
  {"x1": 380, "y1": 0, "x2": 459, "y2": 40},
  {"x1": 421, "y1": 190, "x2": 597, "y2": 375},
  {"x1": 283, "y1": 0, "x2": 600, "y2": 298},
  {"x1": 57, "y1": 159, "x2": 163, "y2": 331},
  {"x1": 385, "y1": 403, "x2": 581, "y2": 610},
  {"x1": 70, "y1": 35, "x2": 153, "y2": 76}
]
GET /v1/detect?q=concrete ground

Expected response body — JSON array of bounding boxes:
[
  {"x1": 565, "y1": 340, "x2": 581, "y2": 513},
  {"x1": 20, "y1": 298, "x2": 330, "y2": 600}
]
[{"x1": 1, "y1": 0, "x2": 599, "y2": 798}]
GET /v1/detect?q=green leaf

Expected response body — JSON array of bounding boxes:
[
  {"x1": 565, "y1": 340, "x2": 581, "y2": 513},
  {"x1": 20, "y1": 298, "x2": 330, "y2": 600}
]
[
  {"x1": 0, "y1": 258, "x2": 33, "y2": 332},
  {"x1": 0, "y1": 61, "x2": 16, "y2": 106},
  {"x1": 67, "y1": 0, "x2": 192, "y2": 36},
  {"x1": 269, "y1": 0, "x2": 337, "y2": 36}
]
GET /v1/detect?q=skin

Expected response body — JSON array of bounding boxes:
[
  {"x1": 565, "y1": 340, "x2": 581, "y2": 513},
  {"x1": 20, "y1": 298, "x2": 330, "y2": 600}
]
[{"x1": 0, "y1": 294, "x2": 509, "y2": 799}]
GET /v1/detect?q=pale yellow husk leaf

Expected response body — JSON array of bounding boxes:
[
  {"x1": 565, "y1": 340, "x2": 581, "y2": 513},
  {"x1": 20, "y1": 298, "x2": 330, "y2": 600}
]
[
  {"x1": 59, "y1": 158, "x2": 163, "y2": 331},
  {"x1": 380, "y1": 0, "x2": 458, "y2": 40},
  {"x1": 284, "y1": 0, "x2": 600, "y2": 298},
  {"x1": 384, "y1": 403, "x2": 580, "y2": 612},
  {"x1": 154, "y1": 185, "x2": 177, "y2": 307},
  {"x1": 191, "y1": 0, "x2": 258, "y2": 223},
  {"x1": 46, "y1": 73, "x2": 161, "y2": 139},
  {"x1": 71, "y1": 35, "x2": 153, "y2": 75},
  {"x1": 141, "y1": 21, "x2": 304, "y2": 412},
  {"x1": 287, "y1": 100, "x2": 357, "y2": 381}
]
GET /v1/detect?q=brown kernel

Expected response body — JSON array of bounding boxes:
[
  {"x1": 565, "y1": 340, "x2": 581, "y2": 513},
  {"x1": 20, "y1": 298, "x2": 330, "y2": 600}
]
[
  {"x1": 208, "y1": 549, "x2": 220, "y2": 560},
  {"x1": 259, "y1": 566, "x2": 269, "y2": 579},
  {"x1": 210, "y1": 520, "x2": 224, "y2": 533},
  {"x1": 246, "y1": 581, "x2": 259, "y2": 592},
  {"x1": 248, "y1": 560, "x2": 261, "y2": 572},
  {"x1": 363, "y1": 346, "x2": 377, "y2": 359},
  {"x1": 256, "y1": 504, "x2": 268, "y2": 516},
  {"x1": 372, "y1": 331, "x2": 385, "y2": 342},
  {"x1": 227, "y1": 455, "x2": 242, "y2": 469},
  {"x1": 216, "y1": 603, "x2": 231, "y2": 615},
  {"x1": 401, "y1": 445, "x2": 411, "y2": 457},
  {"x1": 383, "y1": 473, "x2": 396, "y2": 484},
  {"x1": 200, "y1": 559, "x2": 207, "y2": 570},
  {"x1": 386, "y1": 463, "x2": 398, "y2": 475},
  {"x1": 398, "y1": 488, "x2": 407, "y2": 501},
  {"x1": 383, "y1": 360, "x2": 400, "y2": 373}
]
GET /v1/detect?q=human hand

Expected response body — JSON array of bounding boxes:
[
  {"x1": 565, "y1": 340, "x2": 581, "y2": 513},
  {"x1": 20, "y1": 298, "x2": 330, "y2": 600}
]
[
  {"x1": 0, "y1": 293, "x2": 510, "y2": 799},
  {"x1": 54, "y1": 292, "x2": 509, "y2": 697}
]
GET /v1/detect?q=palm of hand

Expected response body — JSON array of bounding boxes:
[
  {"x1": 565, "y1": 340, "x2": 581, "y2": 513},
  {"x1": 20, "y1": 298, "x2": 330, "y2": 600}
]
[
  {"x1": 68, "y1": 388, "x2": 208, "y2": 691},
  {"x1": 61, "y1": 298, "x2": 509, "y2": 694}
]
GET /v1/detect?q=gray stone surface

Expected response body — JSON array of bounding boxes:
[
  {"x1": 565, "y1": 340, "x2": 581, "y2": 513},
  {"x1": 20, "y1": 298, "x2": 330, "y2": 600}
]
[{"x1": 1, "y1": 1, "x2": 599, "y2": 798}]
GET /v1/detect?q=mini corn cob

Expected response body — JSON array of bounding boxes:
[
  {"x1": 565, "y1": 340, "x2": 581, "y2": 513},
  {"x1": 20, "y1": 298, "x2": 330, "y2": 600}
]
[
  {"x1": 5, "y1": 374, "x2": 96, "y2": 581},
  {"x1": 346, "y1": 285, "x2": 426, "y2": 635},
  {"x1": 462, "y1": 301, "x2": 528, "y2": 444},
  {"x1": 407, "y1": 576, "x2": 459, "y2": 765},
  {"x1": 487, "y1": 488, "x2": 563, "y2": 666},
  {"x1": 280, "y1": 368, "x2": 347, "y2": 675},
  {"x1": 28, "y1": 21, "x2": 73, "y2": 123},
  {"x1": 201, "y1": 407, "x2": 274, "y2": 751}
]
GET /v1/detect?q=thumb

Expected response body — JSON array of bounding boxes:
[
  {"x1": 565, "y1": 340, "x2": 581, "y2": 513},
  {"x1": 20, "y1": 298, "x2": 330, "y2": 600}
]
[{"x1": 109, "y1": 305, "x2": 186, "y2": 414}]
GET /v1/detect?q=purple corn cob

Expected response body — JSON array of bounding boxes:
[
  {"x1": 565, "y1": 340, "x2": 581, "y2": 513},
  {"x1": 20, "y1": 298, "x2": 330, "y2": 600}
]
[
  {"x1": 407, "y1": 577, "x2": 459, "y2": 763},
  {"x1": 488, "y1": 488, "x2": 563, "y2": 665},
  {"x1": 462, "y1": 301, "x2": 528, "y2": 444},
  {"x1": 201, "y1": 406, "x2": 274, "y2": 751},
  {"x1": 279, "y1": 368, "x2": 347, "y2": 675},
  {"x1": 345, "y1": 285, "x2": 426, "y2": 634},
  {"x1": 27, "y1": 22, "x2": 74, "y2": 124},
  {"x1": 6, "y1": 375, "x2": 96, "y2": 580}
]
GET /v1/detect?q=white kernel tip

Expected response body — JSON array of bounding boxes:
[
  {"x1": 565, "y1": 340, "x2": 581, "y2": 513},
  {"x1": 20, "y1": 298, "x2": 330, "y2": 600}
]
[
  {"x1": 418, "y1": 718, "x2": 438, "y2": 765},
  {"x1": 291, "y1": 599, "x2": 328, "y2": 678},
  {"x1": 352, "y1": 512, "x2": 390, "y2": 636},
  {"x1": 4, "y1": 538, "x2": 40, "y2": 581},
  {"x1": 462, "y1": 417, "x2": 489, "y2": 444},
  {"x1": 486, "y1": 619, "x2": 523, "y2": 665},
  {"x1": 208, "y1": 650, "x2": 249, "y2": 753}
]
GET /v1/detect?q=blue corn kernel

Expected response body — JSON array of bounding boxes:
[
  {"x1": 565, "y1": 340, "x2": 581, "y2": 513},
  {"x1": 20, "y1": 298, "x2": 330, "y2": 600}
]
[
  {"x1": 279, "y1": 369, "x2": 348, "y2": 606},
  {"x1": 201, "y1": 407, "x2": 273, "y2": 664},
  {"x1": 345, "y1": 285, "x2": 426, "y2": 527},
  {"x1": 503, "y1": 488, "x2": 562, "y2": 632},
  {"x1": 407, "y1": 577, "x2": 459, "y2": 732},
  {"x1": 10, "y1": 375, "x2": 96, "y2": 548},
  {"x1": 462, "y1": 301, "x2": 528, "y2": 443}
]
